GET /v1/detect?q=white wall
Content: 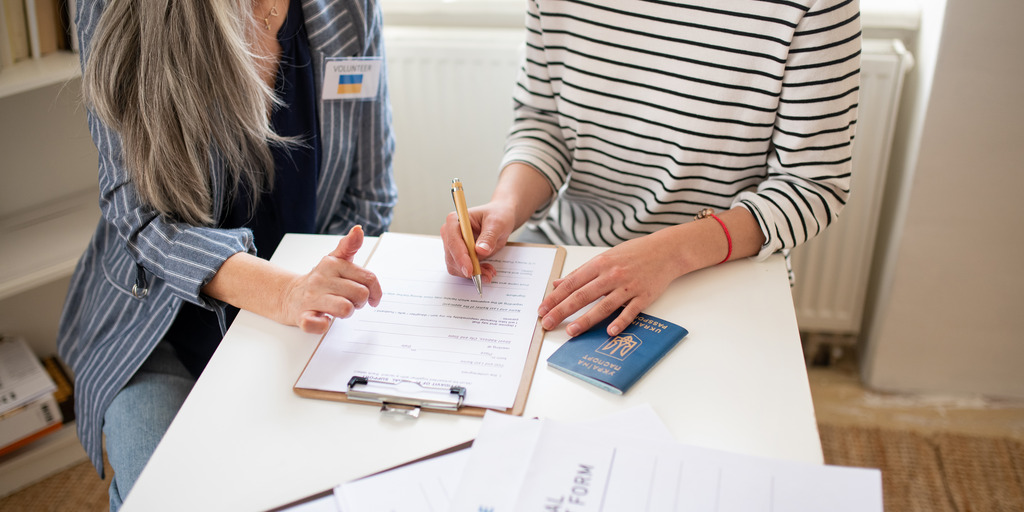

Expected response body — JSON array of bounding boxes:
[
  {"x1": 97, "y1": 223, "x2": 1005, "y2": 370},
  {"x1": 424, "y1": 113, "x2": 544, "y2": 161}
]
[{"x1": 861, "y1": 0, "x2": 1024, "y2": 399}]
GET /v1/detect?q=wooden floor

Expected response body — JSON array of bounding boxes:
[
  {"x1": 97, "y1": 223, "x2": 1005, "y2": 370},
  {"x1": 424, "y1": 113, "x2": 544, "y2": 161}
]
[{"x1": 808, "y1": 348, "x2": 1024, "y2": 441}]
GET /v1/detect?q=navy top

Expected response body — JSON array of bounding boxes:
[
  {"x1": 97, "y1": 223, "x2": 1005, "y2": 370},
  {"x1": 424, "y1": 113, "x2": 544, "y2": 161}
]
[{"x1": 168, "y1": 0, "x2": 321, "y2": 377}]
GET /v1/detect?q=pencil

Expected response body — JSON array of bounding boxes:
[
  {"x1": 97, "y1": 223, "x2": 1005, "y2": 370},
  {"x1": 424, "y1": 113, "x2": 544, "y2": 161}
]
[{"x1": 451, "y1": 178, "x2": 483, "y2": 296}]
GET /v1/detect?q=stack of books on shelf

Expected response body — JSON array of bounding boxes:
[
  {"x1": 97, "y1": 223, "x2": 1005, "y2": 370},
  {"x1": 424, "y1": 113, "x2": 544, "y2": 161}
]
[
  {"x1": 0, "y1": 335, "x2": 73, "y2": 458},
  {"x1": 0, "y1": 0, "x2": 77, "y2": 70}
]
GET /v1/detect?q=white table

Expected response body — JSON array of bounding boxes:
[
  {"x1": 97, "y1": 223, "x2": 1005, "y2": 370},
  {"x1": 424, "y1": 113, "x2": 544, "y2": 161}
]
[{"x1": 122, "y1": 234, "x2": 821, "y2": 511}]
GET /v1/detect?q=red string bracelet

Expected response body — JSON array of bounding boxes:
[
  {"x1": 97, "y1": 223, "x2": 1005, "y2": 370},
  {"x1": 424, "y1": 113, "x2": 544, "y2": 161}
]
[{"x1": 695, "y1": 208, "x2": 733, "y2": 264}]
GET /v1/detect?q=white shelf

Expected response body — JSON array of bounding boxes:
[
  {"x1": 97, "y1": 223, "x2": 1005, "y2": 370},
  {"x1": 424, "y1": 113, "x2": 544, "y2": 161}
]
[
  {"x1": 0, "y1": 191, "x2": 99, "y2": 302},
  {"x1": 0, "y1": 52, "x2": 80, "y2": 99}
]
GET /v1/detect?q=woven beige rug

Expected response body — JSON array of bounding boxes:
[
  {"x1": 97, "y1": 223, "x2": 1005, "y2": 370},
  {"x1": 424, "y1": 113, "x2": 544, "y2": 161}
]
[
  {"x1": 819, "y1": 423, "x2": 1024, "y2": 512},
  {"x1": 0, "y1": 458, "x2": 109, "y2": 512}
]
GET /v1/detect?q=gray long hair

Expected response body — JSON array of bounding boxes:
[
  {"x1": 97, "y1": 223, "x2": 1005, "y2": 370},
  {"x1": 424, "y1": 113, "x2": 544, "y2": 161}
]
[{"x1": 82, "y1": 0, "x2": 283, "y2": 225}]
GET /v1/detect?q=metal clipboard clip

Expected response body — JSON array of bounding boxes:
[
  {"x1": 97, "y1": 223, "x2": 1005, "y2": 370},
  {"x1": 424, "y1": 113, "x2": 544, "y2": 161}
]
[{"x1": 346, "y1": 376, "x2": 466, "y2": 418}]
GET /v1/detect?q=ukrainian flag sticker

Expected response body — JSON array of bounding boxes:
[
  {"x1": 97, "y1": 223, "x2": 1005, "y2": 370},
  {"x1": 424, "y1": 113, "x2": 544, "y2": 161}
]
[
  {"x1": 322, "y1": 57, "x2": 382, "y2": 100},
  {"x1": 337, "y1": 74, "x2": 363, "y2": 95}
]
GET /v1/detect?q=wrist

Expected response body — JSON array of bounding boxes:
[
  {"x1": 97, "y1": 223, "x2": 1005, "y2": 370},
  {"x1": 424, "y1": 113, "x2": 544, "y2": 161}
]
[
  {"x1": 274, "y1": 272, "x2": 303, "y2": 326},
  {"x1": 488, "y1": 196, "x2": 526, "y2": 230},
  {"x1": 695, "y1": 208, "x2": 732, "y2": 264},
  {"x1": 494, "y1": 162, "x2": 555, "y2": 227},
  {"x1": 204, "y1": 252, "x2": 302, "y2": 326},
  {"x1": 637, "y1": 227, "x2": 697, "y2": 280},
  {"x1": 656, "y1": 220, "x2": 729, "y2": 277}
]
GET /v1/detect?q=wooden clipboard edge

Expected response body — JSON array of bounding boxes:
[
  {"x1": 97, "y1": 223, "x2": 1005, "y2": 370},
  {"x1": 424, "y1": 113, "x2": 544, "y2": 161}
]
[
  {"x1": 292, "y1": 237, "x2": 567, "y2": 418},
  {"x1": 505, "y1": 241, "x2": 566, "y2": 416}
]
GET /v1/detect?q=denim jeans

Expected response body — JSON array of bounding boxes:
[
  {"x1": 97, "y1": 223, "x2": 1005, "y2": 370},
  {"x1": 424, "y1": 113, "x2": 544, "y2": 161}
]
[{"x1": 103, "y1": 341, "x2": 195, "y2": 511}]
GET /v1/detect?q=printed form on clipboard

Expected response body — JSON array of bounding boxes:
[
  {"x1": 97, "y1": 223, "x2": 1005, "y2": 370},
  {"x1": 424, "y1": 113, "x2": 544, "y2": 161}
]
[{"x1": 293, "y1": 233, "x2": 566, "y2": 416}]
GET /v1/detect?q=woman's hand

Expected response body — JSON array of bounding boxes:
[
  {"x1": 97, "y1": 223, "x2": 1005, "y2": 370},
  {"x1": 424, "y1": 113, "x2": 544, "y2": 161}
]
[
  {"x1": 203, "y1": 225, "x2": 382, "y2": 335},
  {"x1": 440, "y1": 201, "x2": 515, "y2": 284},
  {"x1": 537, "y1": 207, "x2": 765, "y2": 338},
  {"x1": 537, "y1": 232, "x2": 682, "y2": 338},
  {"x1": 440, "y1": 163, "x2": 556, "y2": 284},
  {"x1": 281, "y1": 225, "x2": 383, "y2": 333}
]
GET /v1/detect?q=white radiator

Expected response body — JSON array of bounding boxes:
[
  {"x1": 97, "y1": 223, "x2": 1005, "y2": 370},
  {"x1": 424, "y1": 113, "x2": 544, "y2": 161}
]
[
  {"x1": 384, "y1": 27, "x2": 524, "y2": 235},
  {"x1": 790, "y1": 39, "x2": 913, "y2": 335},
  {"x1": 384, "y1": 30, "x2": 913, "y2": 339}
]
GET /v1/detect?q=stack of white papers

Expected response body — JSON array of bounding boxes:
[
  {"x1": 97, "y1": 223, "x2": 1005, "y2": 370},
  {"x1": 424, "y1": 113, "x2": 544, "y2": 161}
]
[
  {"x1": 284, "y1": 405, "x2": 883, "y2": 512},
  {"x1": 0, "y1": 336, "x2": 56, "y2": 415}
]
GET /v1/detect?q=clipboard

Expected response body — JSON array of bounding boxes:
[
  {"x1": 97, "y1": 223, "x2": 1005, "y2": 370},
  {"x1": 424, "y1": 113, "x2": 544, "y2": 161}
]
[{"x1": 293, "y1": 235, "x2": 566, "y2": 418}]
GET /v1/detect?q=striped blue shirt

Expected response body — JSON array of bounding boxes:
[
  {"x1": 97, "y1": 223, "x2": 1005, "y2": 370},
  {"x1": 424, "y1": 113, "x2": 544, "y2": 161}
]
[{"x1": 59, "y1": 0, "x2": 396, "y2": 476}]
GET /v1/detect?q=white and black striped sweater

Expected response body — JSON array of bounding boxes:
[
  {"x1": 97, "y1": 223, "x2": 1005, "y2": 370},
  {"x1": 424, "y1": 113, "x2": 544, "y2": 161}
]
[{"x1": 502, "y1": 0, "x2": 861, "y2": 258}]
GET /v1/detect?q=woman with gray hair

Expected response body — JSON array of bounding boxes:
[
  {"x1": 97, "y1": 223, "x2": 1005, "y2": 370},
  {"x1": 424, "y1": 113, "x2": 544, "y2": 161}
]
[{"x1": 58, "y1": 0, "x2": 396, "y2": 508}]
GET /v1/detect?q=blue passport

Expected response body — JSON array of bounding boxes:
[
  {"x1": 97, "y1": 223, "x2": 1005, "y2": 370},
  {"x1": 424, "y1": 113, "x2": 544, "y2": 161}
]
[{"x1": 546, "y1": 310, "x2": 688, "y2": 394}]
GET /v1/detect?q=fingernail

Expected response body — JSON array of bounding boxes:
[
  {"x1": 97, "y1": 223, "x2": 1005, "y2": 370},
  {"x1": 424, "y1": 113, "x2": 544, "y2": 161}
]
[
  {"x1": 537, "y1": 305, "x2": 549, "y2": 316},
  {"x1": 566, "y1": 324, "x2": 580, "y2": 337},
  {"x1": 477, "y1": 241, "x2": 490, "y2": 253},
  {"x1": 462, "y1": 266, "x2": 470, "y2": 277},
  {"x1": 541, "y1": 316, "x2": 554, "y2": 330}
]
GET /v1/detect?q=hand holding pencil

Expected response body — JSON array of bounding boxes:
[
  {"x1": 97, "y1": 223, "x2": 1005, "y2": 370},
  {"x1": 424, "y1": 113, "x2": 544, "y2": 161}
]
[{"x1": 441, "y1": 177, "x2": 521, "y2": 295}]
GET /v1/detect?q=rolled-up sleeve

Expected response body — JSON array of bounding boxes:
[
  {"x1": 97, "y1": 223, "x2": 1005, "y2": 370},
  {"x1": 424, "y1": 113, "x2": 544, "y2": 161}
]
[
  {"x1": 737, "y1": 0, "x2": 862, "y2": 259},
  {"x1": 500, "y1": 0, "x2": 568, "y2": 221},
  {"x1": 88, "y1": 113, "x2": 256, "y2": 306}
]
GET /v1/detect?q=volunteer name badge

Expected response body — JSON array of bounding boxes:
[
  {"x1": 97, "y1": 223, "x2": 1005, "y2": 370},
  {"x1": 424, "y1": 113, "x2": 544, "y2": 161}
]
[{"x1": 322, "y1": 57, "x2": 382, "y2": 100}]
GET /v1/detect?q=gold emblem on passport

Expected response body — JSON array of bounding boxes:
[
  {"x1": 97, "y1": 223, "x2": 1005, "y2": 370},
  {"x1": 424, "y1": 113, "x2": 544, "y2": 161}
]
[{"x1": 596, "y1": 333, "x2": 643, "y2": 361}]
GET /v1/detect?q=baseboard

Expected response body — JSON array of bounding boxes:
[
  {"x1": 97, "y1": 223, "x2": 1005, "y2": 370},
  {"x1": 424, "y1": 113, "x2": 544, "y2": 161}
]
[{"x1": 0, "y1": 422, "x2": 88, "y2": 498}]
